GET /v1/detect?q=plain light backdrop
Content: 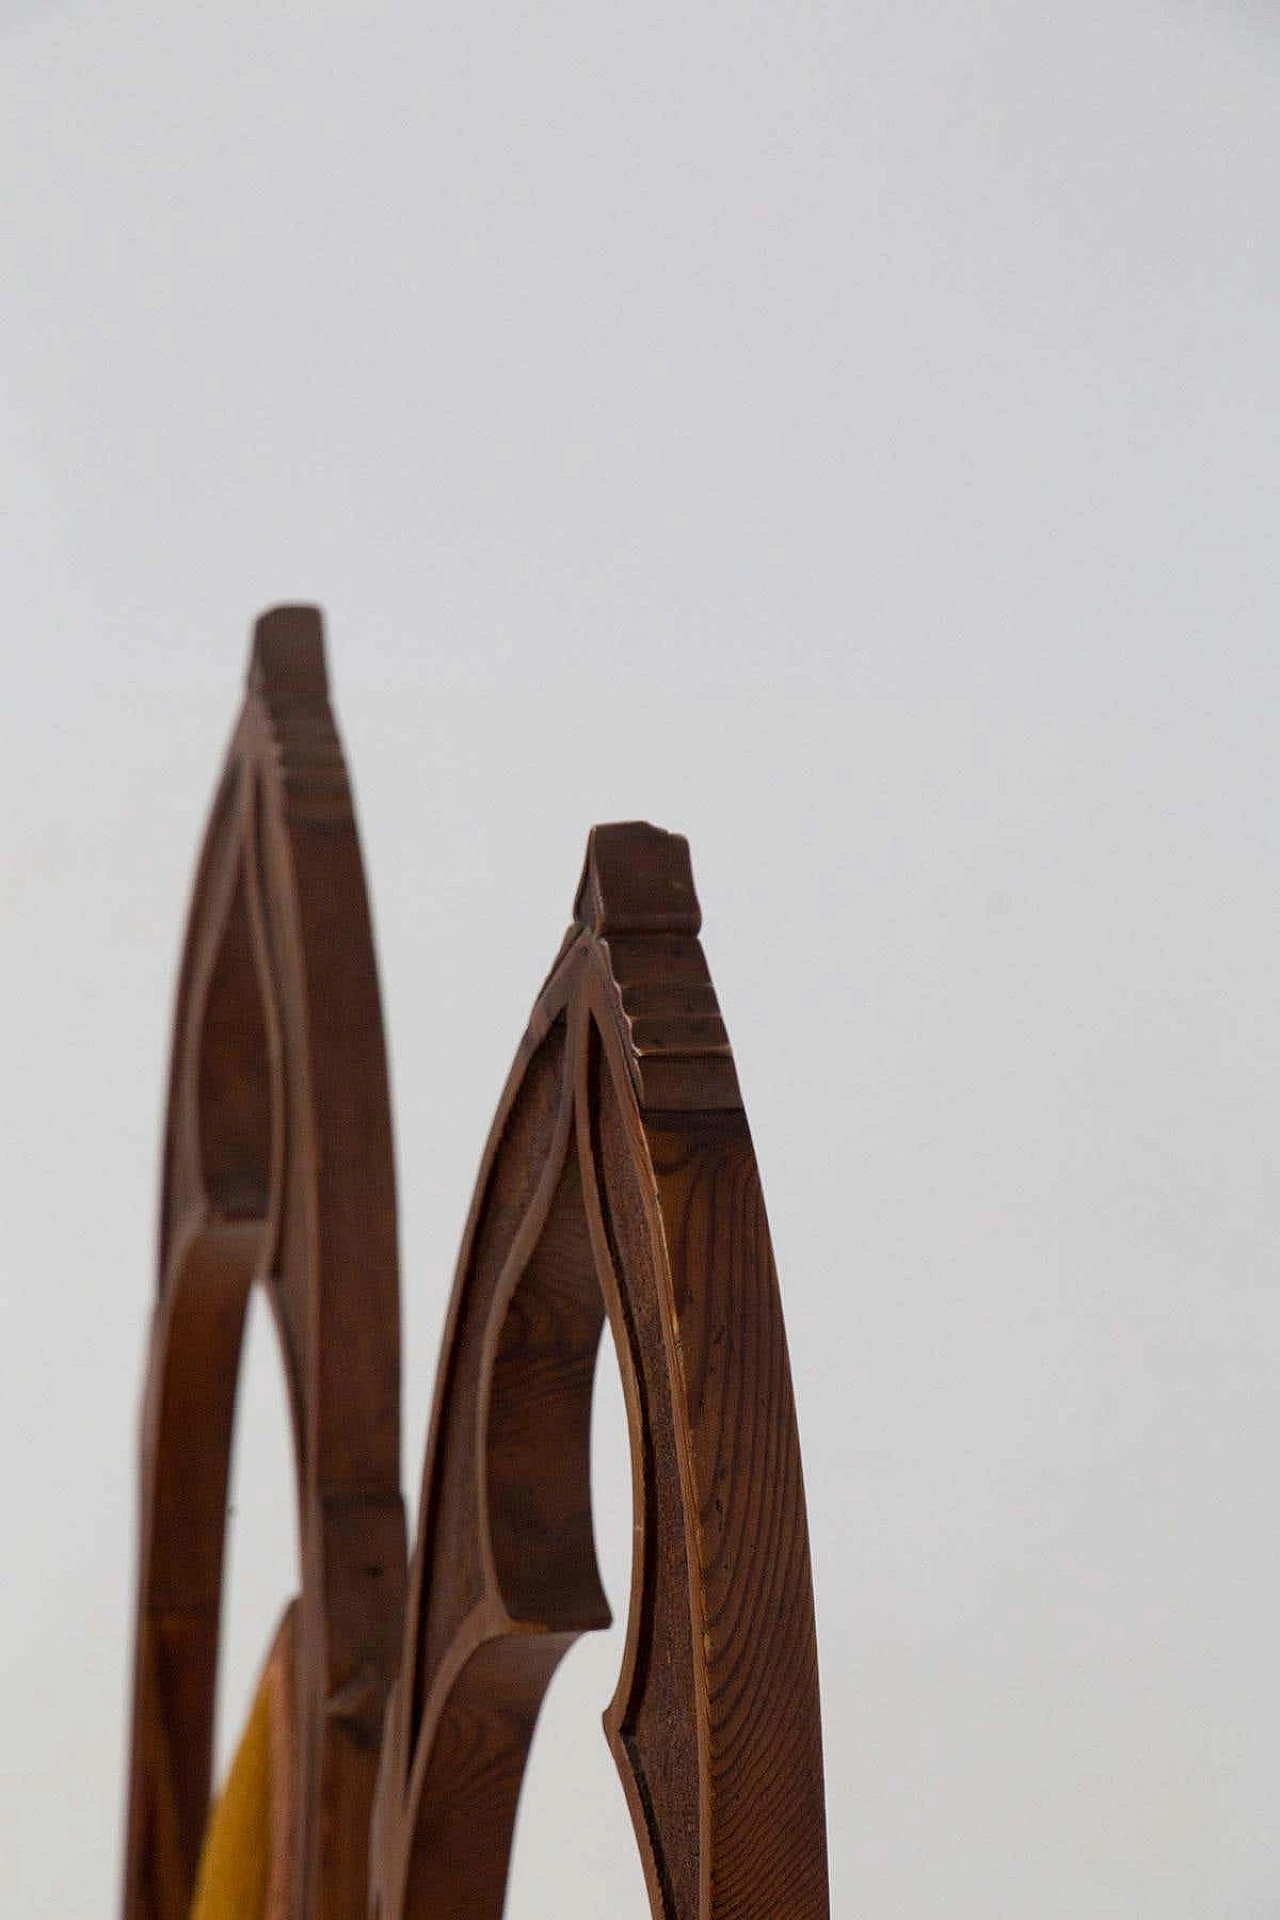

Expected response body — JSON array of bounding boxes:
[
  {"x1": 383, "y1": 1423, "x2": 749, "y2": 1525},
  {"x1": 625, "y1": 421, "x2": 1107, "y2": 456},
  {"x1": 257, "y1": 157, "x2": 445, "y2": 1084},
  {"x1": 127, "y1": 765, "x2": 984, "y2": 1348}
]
[{"x1": 4, "y1": 1, "x2": 1280, "y2": 1914}]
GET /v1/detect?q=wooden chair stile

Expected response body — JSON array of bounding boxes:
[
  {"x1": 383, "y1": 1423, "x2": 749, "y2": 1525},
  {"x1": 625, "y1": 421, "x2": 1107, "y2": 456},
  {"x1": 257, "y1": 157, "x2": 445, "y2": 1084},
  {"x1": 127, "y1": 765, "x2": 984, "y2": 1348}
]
[{"x1": 122, "y1": 608, "x2": 830, "y2": 1920}]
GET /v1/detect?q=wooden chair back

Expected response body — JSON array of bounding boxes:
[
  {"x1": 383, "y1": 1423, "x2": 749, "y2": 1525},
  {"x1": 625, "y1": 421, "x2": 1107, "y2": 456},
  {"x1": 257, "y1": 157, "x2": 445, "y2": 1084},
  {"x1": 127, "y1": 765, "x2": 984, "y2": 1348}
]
[{"x1": 123, "y1": 610, "x2": 830, "y2": 1919}]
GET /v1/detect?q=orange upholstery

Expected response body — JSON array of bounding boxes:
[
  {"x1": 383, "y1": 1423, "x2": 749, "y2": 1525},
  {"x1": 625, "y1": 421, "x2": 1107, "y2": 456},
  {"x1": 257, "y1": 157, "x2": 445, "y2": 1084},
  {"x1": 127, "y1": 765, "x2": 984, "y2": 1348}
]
[{"x1": 189, "y1": 1607, "x2": 296, "y2": 1920}]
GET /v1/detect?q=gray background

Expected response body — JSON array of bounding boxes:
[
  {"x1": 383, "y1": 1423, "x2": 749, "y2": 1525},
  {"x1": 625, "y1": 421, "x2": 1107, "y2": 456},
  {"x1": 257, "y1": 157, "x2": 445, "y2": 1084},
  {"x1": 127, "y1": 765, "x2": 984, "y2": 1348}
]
[{"x1": 4, "y1": 1, "x2": 1280, "y2": 1913}]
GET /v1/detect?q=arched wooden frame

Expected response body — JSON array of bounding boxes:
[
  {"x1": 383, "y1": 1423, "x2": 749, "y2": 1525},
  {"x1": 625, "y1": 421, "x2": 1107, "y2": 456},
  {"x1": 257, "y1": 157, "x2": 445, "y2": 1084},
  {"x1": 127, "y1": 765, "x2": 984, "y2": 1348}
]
[
  {"x1": 371, "y1": 825, "x2": 829, "y2": 1917},
  {"x1": 123, "y1": 611, "x2": 829, "y2": 1919},
  {"x1": 122, "y1": 609, "x2": 407, "y2": 1920}
]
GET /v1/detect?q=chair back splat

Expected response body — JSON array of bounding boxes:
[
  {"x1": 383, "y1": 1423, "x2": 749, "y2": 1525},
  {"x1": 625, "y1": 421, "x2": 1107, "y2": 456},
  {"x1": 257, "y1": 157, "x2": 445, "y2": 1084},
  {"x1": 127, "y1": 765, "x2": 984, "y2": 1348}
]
[{"x1": 123, "y1": 610, "x2": 830, "y2": 1920}]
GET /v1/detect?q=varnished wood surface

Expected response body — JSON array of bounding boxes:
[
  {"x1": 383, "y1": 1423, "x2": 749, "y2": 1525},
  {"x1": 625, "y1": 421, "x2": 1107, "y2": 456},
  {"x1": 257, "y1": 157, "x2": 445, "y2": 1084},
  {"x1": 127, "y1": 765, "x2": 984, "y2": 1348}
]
[
  {"x1": 123, "y1": 629, "x2": 829, "y2": 1919},
  {"x1": 122, "y1": 609, "x2": 406, "y2": 1920},
  {"x1": 371, "y1": 823, "x2": 829, "y2": 1918}
]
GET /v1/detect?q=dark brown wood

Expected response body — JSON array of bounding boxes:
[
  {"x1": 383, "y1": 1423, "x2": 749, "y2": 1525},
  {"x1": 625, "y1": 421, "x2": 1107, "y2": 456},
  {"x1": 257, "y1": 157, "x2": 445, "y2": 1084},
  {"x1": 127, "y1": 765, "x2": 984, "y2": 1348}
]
[
  {"x1": 370, "y1": 823, "x2": 829, "y2": 1919},
  {"x1": 123, "y1": 628, "x2": 829, "y2": 1918},
  {"x1": 122, "y1": 608, "x2": 407, "y2": 1920}
]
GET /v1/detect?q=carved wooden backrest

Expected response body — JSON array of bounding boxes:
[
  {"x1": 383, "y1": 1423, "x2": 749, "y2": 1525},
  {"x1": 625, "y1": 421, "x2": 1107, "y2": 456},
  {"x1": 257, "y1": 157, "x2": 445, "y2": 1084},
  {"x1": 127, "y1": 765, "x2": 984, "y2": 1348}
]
[
  {"x1": 123, "y1": 610, "x2": 830, "y2": 1919},
  {"x1": 123, "y1": 610, "x2": 406, "y2": 1920}
]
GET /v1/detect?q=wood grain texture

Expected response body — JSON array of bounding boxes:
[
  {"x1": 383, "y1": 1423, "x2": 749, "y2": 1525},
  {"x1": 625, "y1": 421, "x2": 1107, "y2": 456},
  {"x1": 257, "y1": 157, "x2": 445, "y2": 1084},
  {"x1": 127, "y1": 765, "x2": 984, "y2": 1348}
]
[
  {"x1": 123, "y1": 635, "x2": 828, "y2": 1918},
  {"x1": 122, "y1": 609, "x2": 407, "y2": 1920},
  {"x1": 372, "y1": 823, "x2": 829, "y2": 1919}
]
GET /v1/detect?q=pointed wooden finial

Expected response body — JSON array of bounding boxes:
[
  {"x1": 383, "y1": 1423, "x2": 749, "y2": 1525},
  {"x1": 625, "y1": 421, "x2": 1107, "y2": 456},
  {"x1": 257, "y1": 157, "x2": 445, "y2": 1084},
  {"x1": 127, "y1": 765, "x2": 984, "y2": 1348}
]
[
  {"x1": 248, "y1": 605, "x2": 328, "y2": 700},
  {"x1": 573, "y1": 822, "x2": 702, "y2": 937}
]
